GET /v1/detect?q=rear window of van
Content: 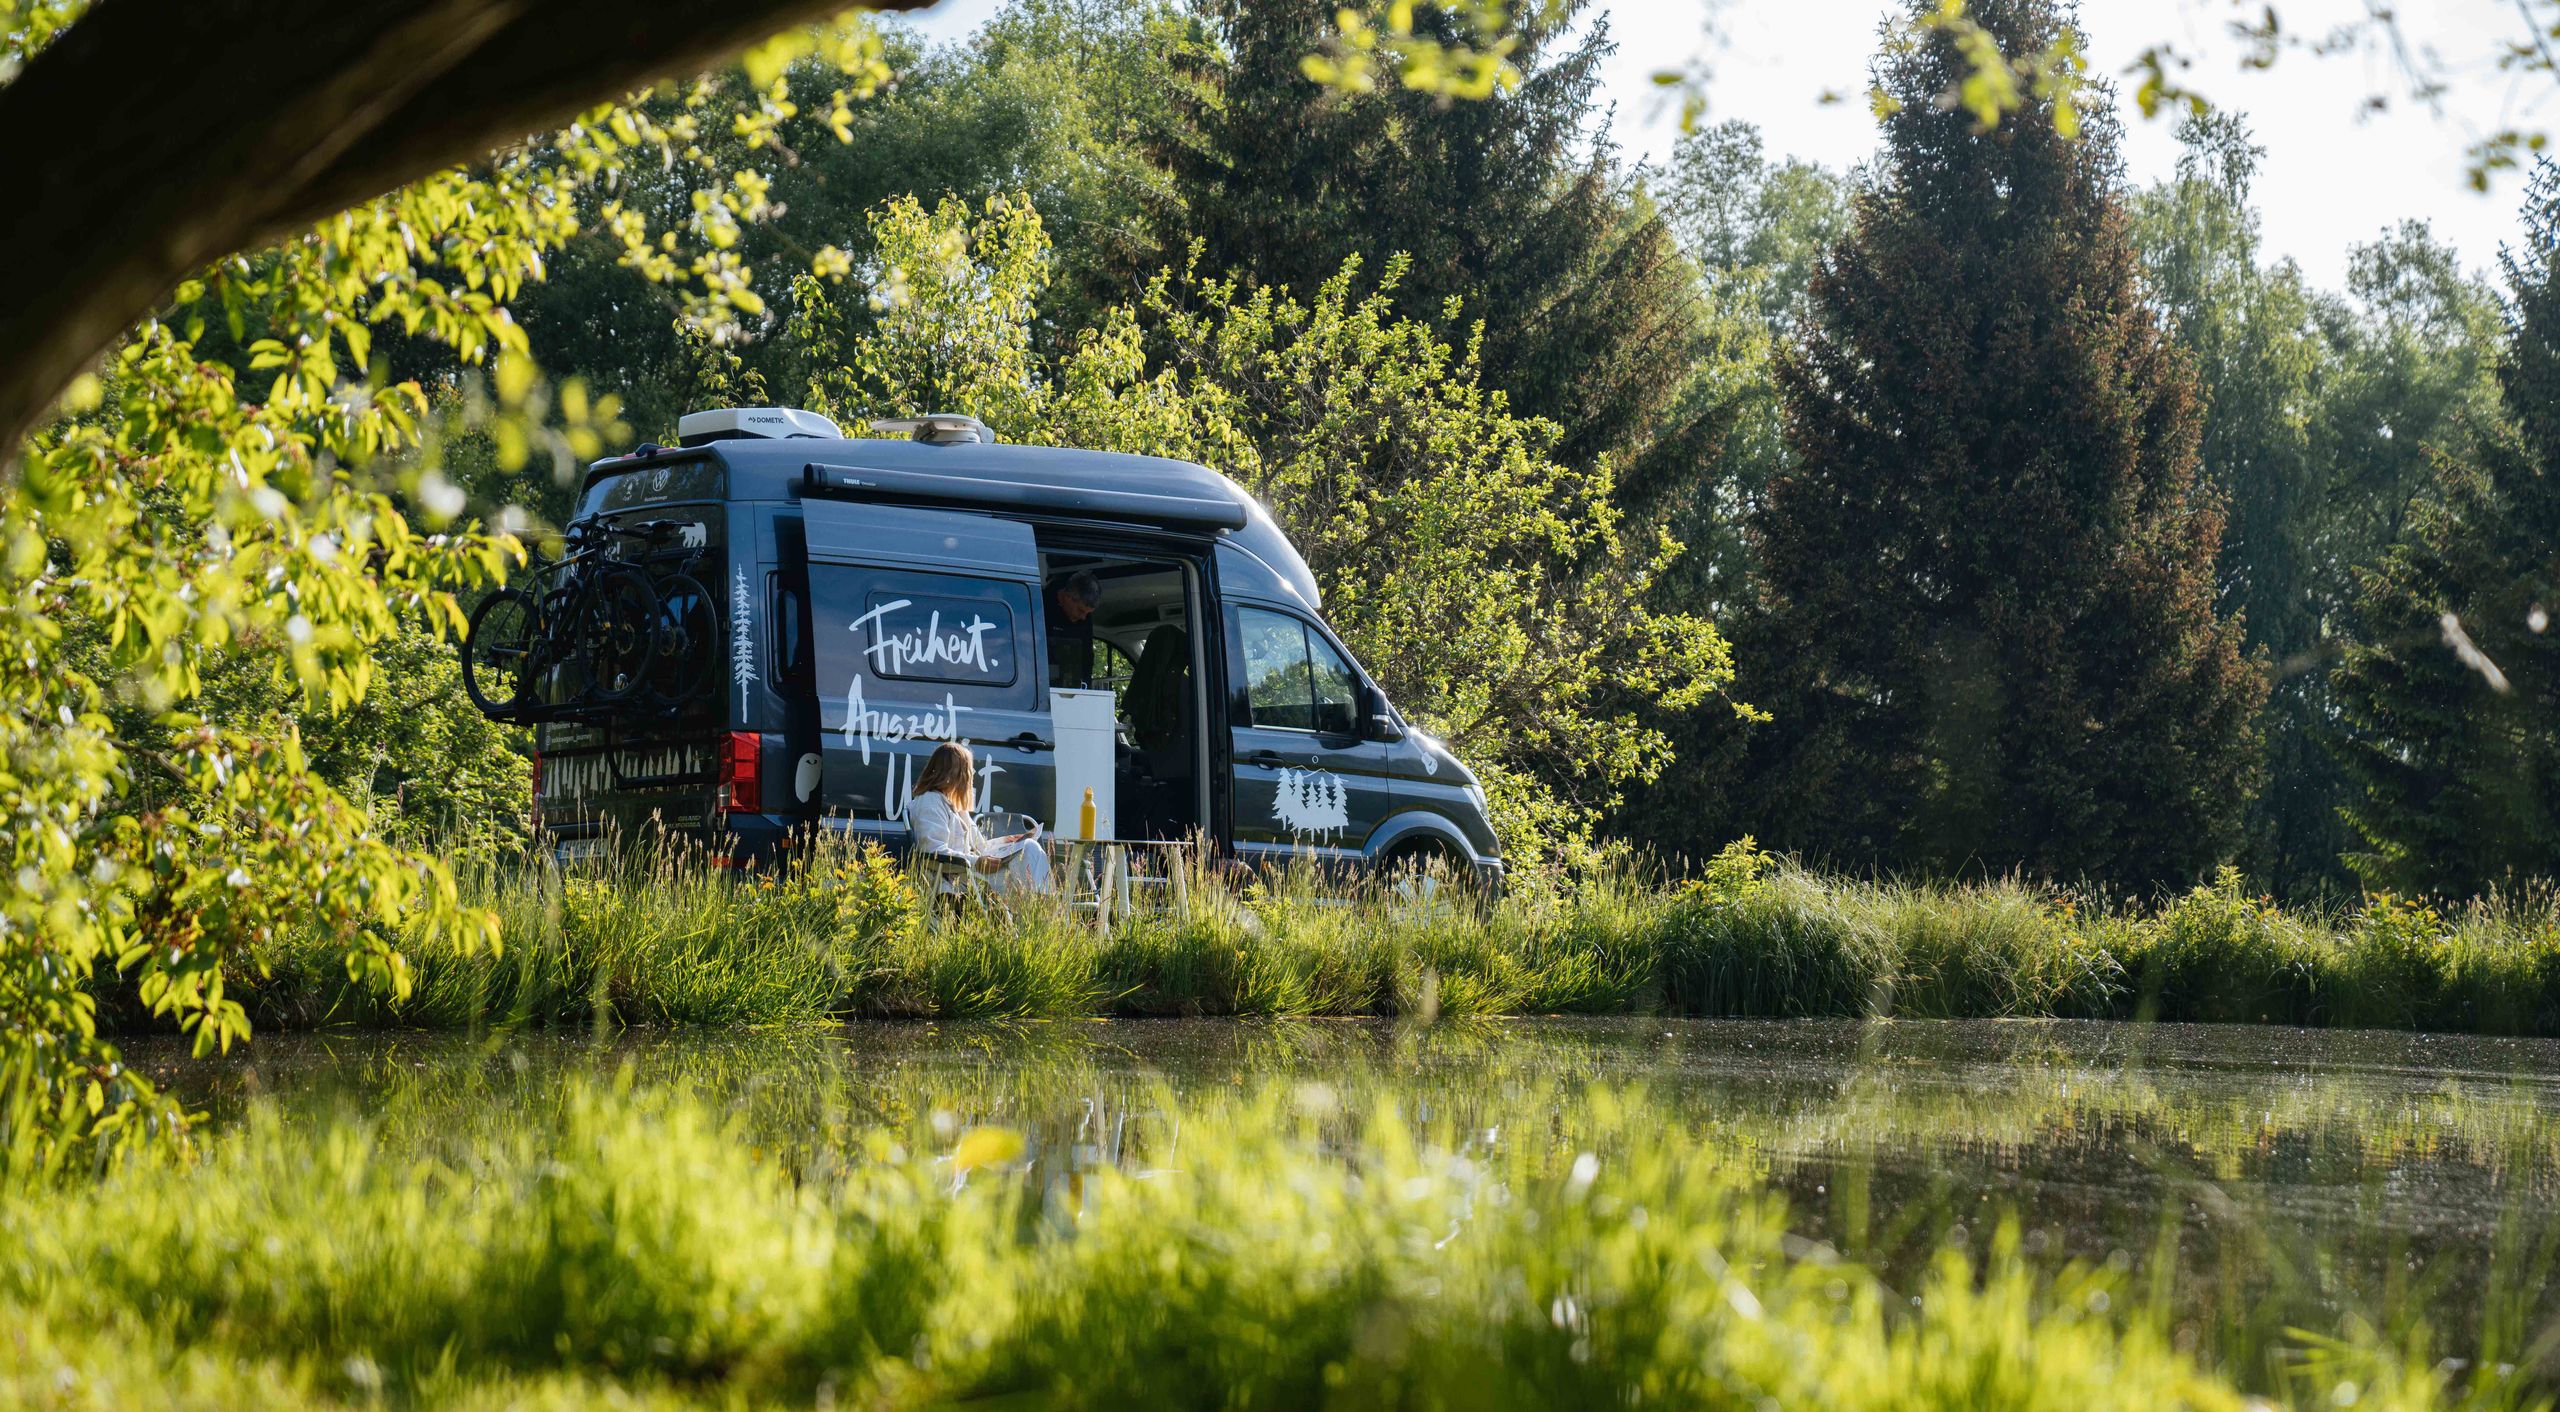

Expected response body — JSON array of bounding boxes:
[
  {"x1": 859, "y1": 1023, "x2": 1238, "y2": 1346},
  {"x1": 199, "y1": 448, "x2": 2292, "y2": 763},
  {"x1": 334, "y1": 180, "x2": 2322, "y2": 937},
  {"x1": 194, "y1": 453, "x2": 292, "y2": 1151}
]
[{"x1": 576, "y1": 459, "x2": 725, "y2": 519}]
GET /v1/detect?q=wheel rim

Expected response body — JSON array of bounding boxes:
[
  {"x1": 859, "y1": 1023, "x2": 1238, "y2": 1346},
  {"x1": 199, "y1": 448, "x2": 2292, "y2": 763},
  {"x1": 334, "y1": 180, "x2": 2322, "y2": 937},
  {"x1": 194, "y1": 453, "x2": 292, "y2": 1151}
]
[
  {"x1": 648, "y1": 575, "x2": 716, "y2": 707},
  {"x1": 466, "y1": 595, "x2": 535, "y2": 710},
  {"x1": 587, "y1": 575, "x2": 659, "y2": 700}
]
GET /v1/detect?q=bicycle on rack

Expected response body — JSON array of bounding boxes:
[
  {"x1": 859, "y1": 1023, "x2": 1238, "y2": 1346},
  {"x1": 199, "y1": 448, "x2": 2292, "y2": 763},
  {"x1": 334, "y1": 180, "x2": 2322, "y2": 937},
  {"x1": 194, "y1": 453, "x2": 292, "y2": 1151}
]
[{"x1": 460, "y1": 519, "x2": 718, "y2": 723}]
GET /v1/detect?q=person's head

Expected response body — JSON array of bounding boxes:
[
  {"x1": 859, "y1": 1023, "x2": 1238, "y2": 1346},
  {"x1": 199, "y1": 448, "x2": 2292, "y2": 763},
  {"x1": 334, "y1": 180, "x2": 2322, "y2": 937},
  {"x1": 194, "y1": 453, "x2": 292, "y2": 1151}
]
[
  {"x1": 1055, "y1": 570, "x2": 1101, "y2": 624},
  {"x1": 912, "y1": 741, "x2": 976, "y2": 812}
]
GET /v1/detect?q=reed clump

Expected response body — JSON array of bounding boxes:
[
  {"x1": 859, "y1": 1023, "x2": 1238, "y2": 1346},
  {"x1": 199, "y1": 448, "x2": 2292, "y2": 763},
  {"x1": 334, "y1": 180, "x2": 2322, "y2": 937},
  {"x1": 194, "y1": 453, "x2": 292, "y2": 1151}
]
[{"x1": 134, "y1": 839, "x2": 2560, "y2": 1037}]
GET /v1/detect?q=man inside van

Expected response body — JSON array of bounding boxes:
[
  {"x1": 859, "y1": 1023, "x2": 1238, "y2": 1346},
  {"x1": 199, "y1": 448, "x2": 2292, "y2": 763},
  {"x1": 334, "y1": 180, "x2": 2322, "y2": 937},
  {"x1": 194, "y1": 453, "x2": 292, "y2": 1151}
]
[{"x1": 1046, "y1": 569, "x2": 1102, "y2": 689}]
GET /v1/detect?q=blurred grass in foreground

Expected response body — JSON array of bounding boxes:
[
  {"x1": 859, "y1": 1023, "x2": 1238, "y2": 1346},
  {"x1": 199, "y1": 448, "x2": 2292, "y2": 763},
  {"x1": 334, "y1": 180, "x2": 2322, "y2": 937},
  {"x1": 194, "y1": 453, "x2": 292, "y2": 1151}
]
[
  {"x1": 108, "y1": 838, "x2": 2560, "y2": 1038},
  {"x1": 5, "y1": 1072, "x2": 2532, "y2": 1411}
]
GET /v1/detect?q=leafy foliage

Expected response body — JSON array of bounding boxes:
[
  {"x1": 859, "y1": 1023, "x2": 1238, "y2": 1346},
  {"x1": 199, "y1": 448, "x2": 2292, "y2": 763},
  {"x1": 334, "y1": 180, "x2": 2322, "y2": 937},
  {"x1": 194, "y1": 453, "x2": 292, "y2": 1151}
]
[
  {"x1": 1733, "y1": 0, "x2": 2266, "y2": 888},
  {"x1": 512, "y1": 1, "x2": 1212, "y2": 444}
]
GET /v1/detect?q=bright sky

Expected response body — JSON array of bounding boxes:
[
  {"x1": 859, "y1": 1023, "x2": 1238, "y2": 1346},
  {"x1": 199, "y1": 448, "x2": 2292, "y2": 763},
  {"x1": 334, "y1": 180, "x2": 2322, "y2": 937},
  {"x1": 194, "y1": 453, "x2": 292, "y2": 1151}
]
[{"x1": 895, "y1": 0, "x2": 2555, "y2": 291}]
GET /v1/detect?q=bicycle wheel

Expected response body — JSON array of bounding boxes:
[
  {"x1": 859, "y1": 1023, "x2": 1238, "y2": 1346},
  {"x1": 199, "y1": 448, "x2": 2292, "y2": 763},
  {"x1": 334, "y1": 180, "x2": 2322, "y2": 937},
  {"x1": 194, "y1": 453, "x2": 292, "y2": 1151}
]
[
  {"x1": 581, "y1": 564, "x2": 661, "y2": 704},
  {"x1": 462, "y1": 589, "x2": 540, "y2": 717},
  {"x1": 643, "y1": 570, "x2": 719, "y2": 710}
]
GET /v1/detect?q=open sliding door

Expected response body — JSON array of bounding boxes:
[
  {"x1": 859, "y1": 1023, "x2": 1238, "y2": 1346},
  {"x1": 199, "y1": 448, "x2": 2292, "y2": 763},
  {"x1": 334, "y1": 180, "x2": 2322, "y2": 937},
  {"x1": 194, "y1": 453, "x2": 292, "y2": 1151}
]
[{"x1": 802, "y1": 500, "x2": 1056, "y2": 834}]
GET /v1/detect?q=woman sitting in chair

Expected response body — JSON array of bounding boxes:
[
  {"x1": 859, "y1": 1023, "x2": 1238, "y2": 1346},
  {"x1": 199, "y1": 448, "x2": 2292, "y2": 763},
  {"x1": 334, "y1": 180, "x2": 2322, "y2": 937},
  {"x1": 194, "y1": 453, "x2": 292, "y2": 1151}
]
[{"x1": 904, "y1": 742, "x2": 1054, "y2": 895}]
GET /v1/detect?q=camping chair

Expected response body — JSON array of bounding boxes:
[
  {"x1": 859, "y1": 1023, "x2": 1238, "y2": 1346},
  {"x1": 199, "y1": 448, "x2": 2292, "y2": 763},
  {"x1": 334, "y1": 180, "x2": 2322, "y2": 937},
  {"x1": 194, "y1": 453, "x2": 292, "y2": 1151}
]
[
  {"x1": 912, "y1": 848, "x2": 1004, "y2": 920},
  {"x1": 910, "y1": 809, "x2": 1038, "y2": 922}
]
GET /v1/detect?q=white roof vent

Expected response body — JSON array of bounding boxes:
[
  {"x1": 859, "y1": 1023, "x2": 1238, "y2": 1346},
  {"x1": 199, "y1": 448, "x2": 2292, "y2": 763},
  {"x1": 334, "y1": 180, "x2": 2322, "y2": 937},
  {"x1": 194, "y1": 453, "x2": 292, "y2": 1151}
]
[
  {"x1": 676, "y1": 406, "x2": 844, "y2": 446},
  {"x1": 870, "y1": 412, "x2": 996, "y2": 446}
]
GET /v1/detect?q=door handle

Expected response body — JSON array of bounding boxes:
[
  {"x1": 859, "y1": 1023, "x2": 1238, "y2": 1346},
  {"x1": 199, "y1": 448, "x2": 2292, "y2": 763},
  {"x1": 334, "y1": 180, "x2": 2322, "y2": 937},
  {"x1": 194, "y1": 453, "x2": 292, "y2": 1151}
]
[
  {"x1": 1006, "y1": 732, "x2": 1053, "y2": 753},
  {"x1": 1246, "y1": 749, "x2": 1283, "y2": 766}
]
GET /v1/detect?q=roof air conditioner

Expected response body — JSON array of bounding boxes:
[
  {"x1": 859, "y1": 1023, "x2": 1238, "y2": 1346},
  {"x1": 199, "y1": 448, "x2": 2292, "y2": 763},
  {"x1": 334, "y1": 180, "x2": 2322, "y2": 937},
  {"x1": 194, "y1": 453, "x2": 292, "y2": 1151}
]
[{"x1": 676, "y1": 407, "x2": 844, "y2": 446}]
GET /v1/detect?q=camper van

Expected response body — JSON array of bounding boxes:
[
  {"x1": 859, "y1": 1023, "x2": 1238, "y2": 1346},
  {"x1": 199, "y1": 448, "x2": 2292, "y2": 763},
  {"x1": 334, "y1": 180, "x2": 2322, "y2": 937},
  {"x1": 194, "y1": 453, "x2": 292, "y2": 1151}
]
[{"x1": 465, "y1": 407, "x2": 1501, "y2": 886}]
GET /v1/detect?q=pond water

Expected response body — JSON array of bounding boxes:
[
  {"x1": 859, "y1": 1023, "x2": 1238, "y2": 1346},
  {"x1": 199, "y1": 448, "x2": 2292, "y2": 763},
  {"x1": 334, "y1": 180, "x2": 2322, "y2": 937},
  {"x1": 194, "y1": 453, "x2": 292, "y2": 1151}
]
[{"x1": 137, "y1": 1017, "x2": 2560, "y2": 1368}]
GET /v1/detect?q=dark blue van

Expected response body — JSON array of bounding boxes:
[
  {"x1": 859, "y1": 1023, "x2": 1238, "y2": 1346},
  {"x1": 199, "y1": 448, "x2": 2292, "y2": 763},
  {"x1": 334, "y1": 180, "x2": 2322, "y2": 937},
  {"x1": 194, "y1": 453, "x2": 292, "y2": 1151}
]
[{"x1": 475, "y1": 408, "x2": 1501, "y2": 885}]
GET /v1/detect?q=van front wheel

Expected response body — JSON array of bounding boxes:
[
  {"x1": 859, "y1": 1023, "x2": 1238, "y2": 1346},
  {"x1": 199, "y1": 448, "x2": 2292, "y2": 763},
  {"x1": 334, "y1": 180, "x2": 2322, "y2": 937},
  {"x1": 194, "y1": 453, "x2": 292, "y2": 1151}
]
[{"x1": 1380, "y1": 838, "x2": 1468, "y2": 909}]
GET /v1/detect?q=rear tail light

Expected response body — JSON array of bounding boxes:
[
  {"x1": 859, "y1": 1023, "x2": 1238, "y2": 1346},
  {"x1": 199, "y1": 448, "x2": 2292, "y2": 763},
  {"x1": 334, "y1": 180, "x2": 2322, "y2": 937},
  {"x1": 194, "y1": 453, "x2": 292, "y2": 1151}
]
[{"x1": 720, "y1": 731, "x2": 762, "y2": 814}]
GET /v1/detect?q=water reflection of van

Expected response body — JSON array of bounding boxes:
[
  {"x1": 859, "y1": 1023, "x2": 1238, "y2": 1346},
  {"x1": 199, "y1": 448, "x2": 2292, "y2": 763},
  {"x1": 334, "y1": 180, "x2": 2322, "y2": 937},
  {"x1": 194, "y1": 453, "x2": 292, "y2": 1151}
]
[{"x1": 515, "y1": 407, "x2": 1501, "y2": 886}]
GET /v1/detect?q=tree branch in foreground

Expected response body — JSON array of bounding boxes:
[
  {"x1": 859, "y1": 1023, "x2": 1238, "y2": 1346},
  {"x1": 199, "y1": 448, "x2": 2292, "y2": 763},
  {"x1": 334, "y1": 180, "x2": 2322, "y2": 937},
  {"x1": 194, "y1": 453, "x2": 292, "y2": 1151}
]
[{"x1": 0, "y1": 0, "x2": 939, "y2": 458}]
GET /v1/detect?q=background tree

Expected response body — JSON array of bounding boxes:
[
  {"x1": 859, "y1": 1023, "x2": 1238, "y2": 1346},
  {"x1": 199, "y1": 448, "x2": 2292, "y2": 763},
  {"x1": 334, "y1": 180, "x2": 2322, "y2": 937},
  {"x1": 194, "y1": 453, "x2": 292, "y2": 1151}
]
[
  {"x1": 1606, "y1": 123, "x2": 1849, "y2": 856},
  {"x1": 2134, "y1": 120, "x2": 2511, "y2": 895},
  {"x1": 1730, "y1": 0, "x2": 2265, "y2": 888},
  {"x1": 2327, "y1": 164, "x2": 2560, "y2": 897},
  {"x1": 1144, "y1": 0, "x2": 1727, "y2": 509},
  {"x1": 1640, "y1": 122, "x2": 1855, "y2": 610},
  {"x1": 2130, "y1": 116, "x2": 2335, "y2": 892},
  {"x1": 512, "y1": 0, "x2": 1210, "y2": 447}
]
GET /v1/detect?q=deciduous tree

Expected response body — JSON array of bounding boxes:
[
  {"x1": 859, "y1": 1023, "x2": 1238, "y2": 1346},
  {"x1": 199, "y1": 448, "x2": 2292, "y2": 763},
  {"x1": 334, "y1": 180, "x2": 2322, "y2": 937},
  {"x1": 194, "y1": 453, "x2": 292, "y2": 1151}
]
[
  {"x1": 793, "y1": 194, "x2": 1747, "y2": 868},
  {"x1": 0, "y1": 6, "x2": 899, "y2": 1161}
]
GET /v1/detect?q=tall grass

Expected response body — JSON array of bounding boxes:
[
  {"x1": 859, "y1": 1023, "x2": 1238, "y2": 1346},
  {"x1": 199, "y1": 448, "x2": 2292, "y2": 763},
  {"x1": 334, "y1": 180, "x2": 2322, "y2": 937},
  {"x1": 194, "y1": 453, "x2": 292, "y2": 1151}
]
[
  {"x1": 121, "y1": 840, "x2": 2560, "y2": 1037},
  {"x1": 0, "y1": 1075, "x2": 2499, "y2": 1411}
]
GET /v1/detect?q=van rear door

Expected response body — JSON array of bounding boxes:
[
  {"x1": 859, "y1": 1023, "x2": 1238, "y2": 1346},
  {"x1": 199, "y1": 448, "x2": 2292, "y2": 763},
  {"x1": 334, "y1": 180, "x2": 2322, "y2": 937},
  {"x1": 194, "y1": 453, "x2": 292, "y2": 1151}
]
[{"x1": 801, "y1": 501, "x2": 1054, "y2": 842}]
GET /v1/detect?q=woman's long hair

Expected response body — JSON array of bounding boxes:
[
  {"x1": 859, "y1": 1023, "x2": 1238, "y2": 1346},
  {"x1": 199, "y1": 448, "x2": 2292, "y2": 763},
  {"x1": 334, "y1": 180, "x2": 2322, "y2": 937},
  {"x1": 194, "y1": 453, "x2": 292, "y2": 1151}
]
[{"x1": 911, "y1": 742, "x2": 976, "y2": 813}]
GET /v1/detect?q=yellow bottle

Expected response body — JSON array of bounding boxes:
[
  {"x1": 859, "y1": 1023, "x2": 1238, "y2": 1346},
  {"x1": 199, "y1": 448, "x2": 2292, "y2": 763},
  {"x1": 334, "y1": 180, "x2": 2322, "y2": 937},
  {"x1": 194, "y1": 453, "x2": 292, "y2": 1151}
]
[{"x1": 1079, "y1": 786, "x2": 1097, "y2": 841}]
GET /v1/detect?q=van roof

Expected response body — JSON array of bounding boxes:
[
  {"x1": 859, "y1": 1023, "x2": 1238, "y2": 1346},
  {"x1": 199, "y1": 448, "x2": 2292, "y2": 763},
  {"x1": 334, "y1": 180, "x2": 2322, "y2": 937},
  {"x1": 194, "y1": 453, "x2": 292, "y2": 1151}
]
[{"x1": 585, "y1": 435, "x2": 1323, "y2": 609}]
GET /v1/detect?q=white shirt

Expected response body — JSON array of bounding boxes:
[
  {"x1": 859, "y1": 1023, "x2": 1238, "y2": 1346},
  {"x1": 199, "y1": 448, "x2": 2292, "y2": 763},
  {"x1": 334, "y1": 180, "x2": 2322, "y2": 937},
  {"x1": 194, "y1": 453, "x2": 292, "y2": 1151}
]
[{"x1": 904, "y1": 790, "x2": 990, "y2": 859}]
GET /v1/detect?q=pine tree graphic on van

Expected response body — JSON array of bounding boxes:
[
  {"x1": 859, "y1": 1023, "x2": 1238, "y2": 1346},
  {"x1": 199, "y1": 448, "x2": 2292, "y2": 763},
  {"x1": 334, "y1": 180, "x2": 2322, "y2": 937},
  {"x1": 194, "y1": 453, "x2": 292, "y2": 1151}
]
[
  {"x1": 1272, "y1": 767, "x2": 1349, "y2": 838},
  {"x1": 730, "y1": 565, "x2": 755, "y2": 714}
]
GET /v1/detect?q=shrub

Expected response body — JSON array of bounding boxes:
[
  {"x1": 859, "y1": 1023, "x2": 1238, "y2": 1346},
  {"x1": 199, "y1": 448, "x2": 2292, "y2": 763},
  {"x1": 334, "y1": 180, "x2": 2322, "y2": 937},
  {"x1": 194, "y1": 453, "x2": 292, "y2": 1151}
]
[{"x1": 2127, "y1": 869, "x2": 2324, "y2": 1026}]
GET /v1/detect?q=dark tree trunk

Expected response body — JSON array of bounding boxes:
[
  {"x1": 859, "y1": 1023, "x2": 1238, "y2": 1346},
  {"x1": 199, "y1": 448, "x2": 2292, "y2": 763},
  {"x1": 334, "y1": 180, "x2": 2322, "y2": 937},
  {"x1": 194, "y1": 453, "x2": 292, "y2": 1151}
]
[{"x1": 0, "y1": 0, "x2": 940, "y2": 459}]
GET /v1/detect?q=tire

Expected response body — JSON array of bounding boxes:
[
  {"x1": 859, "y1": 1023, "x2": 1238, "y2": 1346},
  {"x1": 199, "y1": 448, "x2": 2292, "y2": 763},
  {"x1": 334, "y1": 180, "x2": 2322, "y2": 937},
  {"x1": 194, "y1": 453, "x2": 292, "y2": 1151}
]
[
  {"x1": 1381, "y1": 837, "x2": 1484, "y2": 910},
  {"x1": 462, "y1": 589, "x2": 540, "y2": 718},
  {"x1": 642, "y1": 570, "x2": 718, "y2": 711},
  {"x1": 580, "y1": 565, "x2": 661, "y2": 704}
]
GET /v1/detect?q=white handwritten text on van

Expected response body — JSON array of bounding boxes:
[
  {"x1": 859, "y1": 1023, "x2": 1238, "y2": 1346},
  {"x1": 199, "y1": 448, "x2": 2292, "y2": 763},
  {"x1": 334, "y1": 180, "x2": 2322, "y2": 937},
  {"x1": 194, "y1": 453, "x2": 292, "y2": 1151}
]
[
  {"x1": 849, "y1": 598, "x2": 1004, "y2": 679},
  {"x1": 842, "y1": 676, "x2": 973, "y2": 764}
]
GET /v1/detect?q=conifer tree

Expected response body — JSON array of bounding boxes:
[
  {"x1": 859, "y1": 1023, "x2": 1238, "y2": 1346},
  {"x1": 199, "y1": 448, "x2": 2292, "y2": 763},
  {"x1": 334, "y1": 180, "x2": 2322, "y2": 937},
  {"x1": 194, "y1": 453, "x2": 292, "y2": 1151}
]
[
  {"x1": 2329, "y1": 163, "x2": 2560, "y2": 896},
  {"x1": 1141, "y1": 0, "x2": 1721, "y2": 507},
  {"x1": 1738, "y1": 0, "x2": 2265, "y2": 886}
]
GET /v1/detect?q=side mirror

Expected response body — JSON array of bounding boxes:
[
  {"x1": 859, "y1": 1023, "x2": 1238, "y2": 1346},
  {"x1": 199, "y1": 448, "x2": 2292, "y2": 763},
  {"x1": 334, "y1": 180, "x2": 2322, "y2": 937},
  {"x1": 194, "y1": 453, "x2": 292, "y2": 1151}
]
[{"x1": 1363, "y1": 687, "x2": 1404, "y2": 741}]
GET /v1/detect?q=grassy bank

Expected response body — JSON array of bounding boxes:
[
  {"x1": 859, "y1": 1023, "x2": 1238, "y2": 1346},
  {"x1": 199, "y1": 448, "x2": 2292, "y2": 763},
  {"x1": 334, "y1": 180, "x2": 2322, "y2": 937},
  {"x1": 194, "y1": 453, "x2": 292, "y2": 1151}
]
[
  {"x1": 140, "y1": 843, "x2": 2560, "y2": 1036},
  {"x1": 0, "y1": 1075, "x2": 2508, "y2": 1411}
]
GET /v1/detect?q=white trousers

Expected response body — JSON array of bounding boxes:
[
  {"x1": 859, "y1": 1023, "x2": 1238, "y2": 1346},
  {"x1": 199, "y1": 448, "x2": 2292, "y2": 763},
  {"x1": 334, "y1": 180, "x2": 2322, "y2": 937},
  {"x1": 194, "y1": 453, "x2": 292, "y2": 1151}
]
[{"x1": 989, "y1": 844, "x2": 1054, "y2": 895}]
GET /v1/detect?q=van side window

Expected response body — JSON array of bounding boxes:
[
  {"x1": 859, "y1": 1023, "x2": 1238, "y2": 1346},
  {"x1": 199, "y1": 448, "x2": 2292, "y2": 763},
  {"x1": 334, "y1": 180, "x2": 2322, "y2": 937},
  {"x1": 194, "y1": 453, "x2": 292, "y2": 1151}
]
[
  {"x1": 810, "y1": 566, "x2": 1038, "y2": 714},
  {"x1": 1238, "y1": 608, "x2": 1314, "y2": 730},
  {"x1": 1305, "y1": 631, "x2": 1360, "y2": 736},
  {"x1": 1237, "y1": 606, "x2": 1360, "y2": 735},
  {"x1": 855, "y1": 591, "x2": 1019, "y2": 688}
]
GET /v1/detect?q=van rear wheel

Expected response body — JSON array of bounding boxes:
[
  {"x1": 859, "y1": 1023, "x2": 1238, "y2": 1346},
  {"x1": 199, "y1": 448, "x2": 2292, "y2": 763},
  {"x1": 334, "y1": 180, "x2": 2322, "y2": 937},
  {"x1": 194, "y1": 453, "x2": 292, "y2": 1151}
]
[{"x1": 462, "y1": 589, "x2": 540, "y2": 717}]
